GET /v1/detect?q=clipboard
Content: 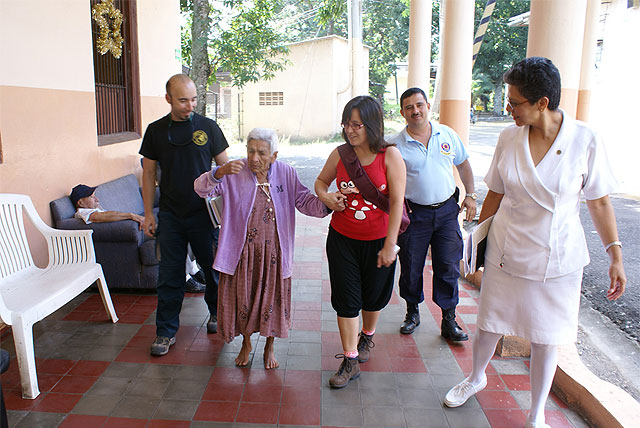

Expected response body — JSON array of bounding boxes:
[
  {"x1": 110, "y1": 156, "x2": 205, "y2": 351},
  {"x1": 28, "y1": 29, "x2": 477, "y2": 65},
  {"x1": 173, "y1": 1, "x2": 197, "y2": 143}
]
[
  {"x1": 463, "y1": 215, "x2": 494, "y2": 275},
  {"x1": 205, "y1": 195, "x2": 223, "y2": 228}
]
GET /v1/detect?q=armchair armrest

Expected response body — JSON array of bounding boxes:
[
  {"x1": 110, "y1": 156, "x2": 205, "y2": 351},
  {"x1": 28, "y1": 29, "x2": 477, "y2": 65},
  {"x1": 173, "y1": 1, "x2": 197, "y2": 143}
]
[{"x1": 56, "y1": 218, "x2": 142, "y2": 243}]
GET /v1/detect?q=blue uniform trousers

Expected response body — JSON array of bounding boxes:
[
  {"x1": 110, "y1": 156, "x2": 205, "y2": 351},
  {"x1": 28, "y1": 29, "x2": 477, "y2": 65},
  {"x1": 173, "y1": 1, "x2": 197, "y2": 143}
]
[
  {"x1": 156, "y1": 209, "x2": 218, "y2": 338},
  {"x1": 398, "y1": 197, "x2": 462, "y2": 310}
]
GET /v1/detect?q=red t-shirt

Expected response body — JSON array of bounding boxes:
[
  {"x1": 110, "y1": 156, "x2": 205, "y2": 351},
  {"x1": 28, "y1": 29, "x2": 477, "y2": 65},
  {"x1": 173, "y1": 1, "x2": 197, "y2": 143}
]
[{"x1": 330, "y1": 149, "x2": 389, "y2": 240}]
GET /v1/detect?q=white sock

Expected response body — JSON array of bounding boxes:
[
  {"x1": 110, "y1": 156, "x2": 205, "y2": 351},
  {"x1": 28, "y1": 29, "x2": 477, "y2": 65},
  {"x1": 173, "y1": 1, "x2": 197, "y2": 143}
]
[
  {"x1": 468, "y1": 328, "x2": 502, "y2": 386},
  {"x1": 184, "y1": 259, "x2": 191, "y2": 281},
  {"x1": 529, "y1": 342, "x2": 557, "y2": 424},
  {"x1": 186, "y1": 257, "x2": 199, "y2": 276}
]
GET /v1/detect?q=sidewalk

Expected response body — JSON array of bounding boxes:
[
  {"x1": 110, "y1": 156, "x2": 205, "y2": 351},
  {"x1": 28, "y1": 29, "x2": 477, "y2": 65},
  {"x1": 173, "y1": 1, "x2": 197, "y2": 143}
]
[{"x1": 1, "y1": 213, "x2": 590, "y2": 428}]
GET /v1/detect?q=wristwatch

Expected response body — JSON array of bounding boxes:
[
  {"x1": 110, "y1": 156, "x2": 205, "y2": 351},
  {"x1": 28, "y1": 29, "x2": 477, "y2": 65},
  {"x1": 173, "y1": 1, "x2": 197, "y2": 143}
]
[{"x1": 465, "y1": 193, "x2": 478, "y2": 200}]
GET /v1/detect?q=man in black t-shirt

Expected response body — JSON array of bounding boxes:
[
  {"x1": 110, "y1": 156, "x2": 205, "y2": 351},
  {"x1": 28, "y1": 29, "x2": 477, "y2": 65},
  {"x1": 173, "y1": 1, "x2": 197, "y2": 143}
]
[{"x1": 140, "y1": 74, "x2": 229, "y2": 356}]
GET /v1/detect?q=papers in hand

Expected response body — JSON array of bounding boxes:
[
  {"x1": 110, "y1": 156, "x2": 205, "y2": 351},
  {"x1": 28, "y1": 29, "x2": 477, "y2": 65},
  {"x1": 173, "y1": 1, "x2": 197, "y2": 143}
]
[
  {"x1": 463, "y1": 215, "x2": 493, "y2": 275},
  {"x1": 206, "y1": 195, "x2": 223, "y2": 228}
]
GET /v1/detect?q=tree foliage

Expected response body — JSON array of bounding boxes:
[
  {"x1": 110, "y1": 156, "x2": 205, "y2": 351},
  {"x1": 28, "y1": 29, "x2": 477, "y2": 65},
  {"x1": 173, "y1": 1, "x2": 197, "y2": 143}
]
[
  {"x1": 362, "y1": 0, "x2": 410, "y2": 100},
  {"x1": 472, "y1": 0, "x2": 529, "y2": 113},
  {"x1": 181, "y1": 0, "x2": 289, "y2": 114},
  {"x1": 213, "y1": 0, "x2": 289, "y2": 88},
  {"x1": 315, "y1": 0, "x2": 348, "y2": 35},
  {"x1": 278, "y1": 0, "x2": 347, "y2": 43}
]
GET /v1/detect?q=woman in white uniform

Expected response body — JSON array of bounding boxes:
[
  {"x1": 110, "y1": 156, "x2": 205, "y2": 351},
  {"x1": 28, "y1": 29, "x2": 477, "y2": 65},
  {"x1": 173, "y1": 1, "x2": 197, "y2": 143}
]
[{"x1": 443, "y1": 57, "x2": 627, "y2": 428}]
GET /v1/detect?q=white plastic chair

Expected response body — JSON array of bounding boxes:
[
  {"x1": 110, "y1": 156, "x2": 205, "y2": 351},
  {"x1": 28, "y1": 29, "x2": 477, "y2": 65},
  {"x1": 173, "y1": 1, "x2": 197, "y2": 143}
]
[{"x1": 0, "y1": 194, "x2": 118, "y2": 399}]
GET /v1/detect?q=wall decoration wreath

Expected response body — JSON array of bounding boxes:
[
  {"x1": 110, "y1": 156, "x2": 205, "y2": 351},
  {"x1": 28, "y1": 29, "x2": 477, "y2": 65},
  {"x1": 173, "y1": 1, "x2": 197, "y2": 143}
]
[{"x1": 92, "y1": 0, "x2": 124, "y2": 59}]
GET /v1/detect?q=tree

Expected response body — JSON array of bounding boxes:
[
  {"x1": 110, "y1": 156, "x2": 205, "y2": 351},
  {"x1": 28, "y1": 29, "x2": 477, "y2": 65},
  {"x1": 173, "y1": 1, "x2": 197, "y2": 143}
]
[
  {"x1": 362, "y1": 0, "x2": 410, "y2": 100},
  {"x1": 279, "y1": 0, "x2": 347, "y2": 41},
  {"x1": 315, "y1": 0, "x2": 348, "y2": 36},
  {"x1": 181, "y1": 0, "x2": 289, "y2": 115},
  {"x1": 471, "y1": 71, "x2": 495, "y2": 111},
  {"x1": 191, "y1": 0, "x2": 211, "y2": 111},
  {"x1": 472, "y1": 0, "x2": 529, "y2": 113}
]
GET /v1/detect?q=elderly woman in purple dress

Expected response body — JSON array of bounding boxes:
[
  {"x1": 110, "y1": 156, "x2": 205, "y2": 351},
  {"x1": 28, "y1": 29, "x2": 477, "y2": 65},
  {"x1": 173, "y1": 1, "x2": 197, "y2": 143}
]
[{"x1": 194, "y1": 127, "x2": 343, "y2": 369}]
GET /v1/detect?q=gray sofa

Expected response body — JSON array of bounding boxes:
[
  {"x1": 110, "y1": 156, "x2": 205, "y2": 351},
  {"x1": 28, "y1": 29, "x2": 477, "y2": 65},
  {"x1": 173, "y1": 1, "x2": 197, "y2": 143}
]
[{"x1": 50, "y1": 174, "x2": 158, "y2": 289}]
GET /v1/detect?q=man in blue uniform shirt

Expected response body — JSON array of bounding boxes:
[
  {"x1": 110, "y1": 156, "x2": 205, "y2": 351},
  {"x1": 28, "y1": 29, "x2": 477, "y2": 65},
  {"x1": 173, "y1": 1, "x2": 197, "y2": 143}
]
[
  {"x1": 140, "y1": 74, "x2": 229, "y2": 356},
  {"x1": 389, "y1": 87, "x2": 477, "y2": 340}
]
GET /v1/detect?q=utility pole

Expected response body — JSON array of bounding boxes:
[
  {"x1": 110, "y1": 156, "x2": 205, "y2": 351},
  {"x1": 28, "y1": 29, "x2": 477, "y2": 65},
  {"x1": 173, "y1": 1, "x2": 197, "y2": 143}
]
[{"x1": 351, "y1": 0, "x2": 365, "y2": 97}]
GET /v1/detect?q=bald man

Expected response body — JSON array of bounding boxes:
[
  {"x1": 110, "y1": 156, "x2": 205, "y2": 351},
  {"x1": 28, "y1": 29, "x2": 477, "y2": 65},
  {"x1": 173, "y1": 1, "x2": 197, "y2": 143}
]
[{"x1": 140, "y1": 74, "x2": 229, "y2": 356}]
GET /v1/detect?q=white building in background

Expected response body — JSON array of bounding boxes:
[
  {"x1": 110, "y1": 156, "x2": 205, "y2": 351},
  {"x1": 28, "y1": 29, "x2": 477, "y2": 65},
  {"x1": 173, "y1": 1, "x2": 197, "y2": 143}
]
[
  {"x1": 234, "y1": 35, "x2": 369, "y2": 140},
  {"x1": 590, "y1": 0, "x2": 640, "y2": 196}
]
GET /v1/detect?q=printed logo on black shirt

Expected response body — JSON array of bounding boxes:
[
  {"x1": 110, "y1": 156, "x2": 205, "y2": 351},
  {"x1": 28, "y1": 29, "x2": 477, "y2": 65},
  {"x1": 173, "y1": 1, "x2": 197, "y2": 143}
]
[{"x1": 193, "y1": 130, "x2": 208, "y2": 146}]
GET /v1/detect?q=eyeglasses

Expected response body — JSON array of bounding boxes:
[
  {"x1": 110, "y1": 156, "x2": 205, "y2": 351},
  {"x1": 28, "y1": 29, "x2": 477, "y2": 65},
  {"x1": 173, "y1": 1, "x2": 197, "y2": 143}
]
[
  {"x1": 342, "y1": 122, "x2": 365, "y2": 130},
  {"x1": 506, "y1": 98, "x2": 529, "y2": 109}
]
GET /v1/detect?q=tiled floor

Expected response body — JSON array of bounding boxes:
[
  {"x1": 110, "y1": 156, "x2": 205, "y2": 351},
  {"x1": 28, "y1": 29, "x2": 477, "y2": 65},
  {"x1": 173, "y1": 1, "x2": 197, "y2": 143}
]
[{"x1": 1, "y1": 214, "x2": 590, "y2": 428}]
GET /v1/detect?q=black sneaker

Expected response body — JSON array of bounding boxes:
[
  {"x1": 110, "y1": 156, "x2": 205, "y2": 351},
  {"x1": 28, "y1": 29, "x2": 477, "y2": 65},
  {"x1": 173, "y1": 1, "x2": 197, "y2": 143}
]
[
  {"x1": 192, "y1": 270, "x2": 206, "y2": 283},
  {"x1": 150, "y1": 336, "x2": 176, "y2": 356},
  {"x1": 207, "y1": 314, "x2": 218, "y2": 334},
  {"x1": 185, "y1": 277, "x2": 206, "y2": 293}
]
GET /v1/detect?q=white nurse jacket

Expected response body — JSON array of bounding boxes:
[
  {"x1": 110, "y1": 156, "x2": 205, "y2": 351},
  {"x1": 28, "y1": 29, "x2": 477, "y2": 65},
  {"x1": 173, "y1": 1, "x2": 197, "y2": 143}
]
[{"x1": 484, "y1": 110, "x2": 617, "y2": 282}]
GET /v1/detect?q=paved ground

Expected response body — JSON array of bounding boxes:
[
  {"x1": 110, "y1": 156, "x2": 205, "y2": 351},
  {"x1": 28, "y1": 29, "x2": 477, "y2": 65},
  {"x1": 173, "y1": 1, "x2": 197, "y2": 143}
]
[{"x1": 1, "y1": 214, "x2": 590, "y2": 427}]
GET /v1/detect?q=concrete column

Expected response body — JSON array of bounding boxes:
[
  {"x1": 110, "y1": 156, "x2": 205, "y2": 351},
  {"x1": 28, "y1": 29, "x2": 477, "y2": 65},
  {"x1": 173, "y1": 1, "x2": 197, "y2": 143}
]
[
  {"x1": 527, "y1": 0, "x2": 587, "y2": 117},
  {"x1": 438, "y1": 0, "x2": 473, "y2": 145},
  {"x1": 407, "y1": 0, "x2": 432, "y2": 93},
  {"x1": 577, "y1": 0, "x2": 600, "y2": 122}
]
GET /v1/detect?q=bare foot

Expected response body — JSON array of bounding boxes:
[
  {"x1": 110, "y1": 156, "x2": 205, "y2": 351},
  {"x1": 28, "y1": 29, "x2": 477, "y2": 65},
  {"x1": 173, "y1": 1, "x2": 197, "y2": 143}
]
[
  {"x1": 263, "y1": 337, "x2": 279, "y2": 369},
  {"x1": 235, "y1": 334, "x2": 252, "y2": 366}
]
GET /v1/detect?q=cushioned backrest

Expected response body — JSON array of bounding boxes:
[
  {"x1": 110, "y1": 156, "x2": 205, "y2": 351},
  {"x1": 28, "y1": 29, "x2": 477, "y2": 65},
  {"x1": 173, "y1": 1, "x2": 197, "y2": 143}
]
[
  {"x1": 95, "y1": 174, "x2": 144, "y2": 215},
  {"x1": 50, "y1": 197, "x2": 77, "y2": 224}
]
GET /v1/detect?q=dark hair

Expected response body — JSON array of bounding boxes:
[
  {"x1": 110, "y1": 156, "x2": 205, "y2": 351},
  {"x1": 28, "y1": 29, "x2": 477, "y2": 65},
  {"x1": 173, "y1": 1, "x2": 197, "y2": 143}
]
[
  {"x1": 341, "y1": 95, "x2": 387, "y2": 153},
  {"x1": 503, "y1": 57, "x2": 561, "y2": 110},
  {"x1": 400, "y1": 87, "x2": 429, "y2": 109}
]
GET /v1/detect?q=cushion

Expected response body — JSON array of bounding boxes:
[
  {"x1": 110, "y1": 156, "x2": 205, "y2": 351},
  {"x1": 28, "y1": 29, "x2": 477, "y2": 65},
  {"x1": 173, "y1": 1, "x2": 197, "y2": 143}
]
[{"x1": 95, "y1": 174, "x2": 144, "y2": 215}]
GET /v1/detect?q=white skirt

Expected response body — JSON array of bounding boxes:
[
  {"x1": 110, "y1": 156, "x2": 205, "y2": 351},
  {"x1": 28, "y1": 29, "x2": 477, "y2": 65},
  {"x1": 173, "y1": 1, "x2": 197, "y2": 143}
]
[{"x1": 476, "y1": 262, "x2": 583, "y2": 345}]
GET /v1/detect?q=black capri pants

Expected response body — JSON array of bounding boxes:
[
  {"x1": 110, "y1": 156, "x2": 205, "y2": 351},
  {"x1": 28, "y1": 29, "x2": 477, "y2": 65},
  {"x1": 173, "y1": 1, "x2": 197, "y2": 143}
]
[{"x1": 326, "y1": 226, "x2": 397, "y2": 318}]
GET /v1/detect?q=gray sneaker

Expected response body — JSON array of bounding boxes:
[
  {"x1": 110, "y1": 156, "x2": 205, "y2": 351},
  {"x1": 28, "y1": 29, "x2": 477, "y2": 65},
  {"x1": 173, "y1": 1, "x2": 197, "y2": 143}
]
[{"x1": 150, "y1": 336, "x2": 176, "y2": 356}]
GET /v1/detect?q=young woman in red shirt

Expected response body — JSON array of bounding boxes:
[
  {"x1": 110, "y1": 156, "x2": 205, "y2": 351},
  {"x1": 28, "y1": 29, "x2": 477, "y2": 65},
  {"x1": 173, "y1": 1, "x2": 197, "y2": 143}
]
[{"x1": 315, "y1": 95, "x2": 407, "y2": 388}]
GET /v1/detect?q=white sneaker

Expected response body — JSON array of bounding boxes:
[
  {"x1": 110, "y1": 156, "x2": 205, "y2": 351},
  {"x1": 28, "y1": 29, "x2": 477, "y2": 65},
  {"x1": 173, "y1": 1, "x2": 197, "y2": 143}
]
[
  {"x1": 525, "y1": 422, "x2": 551, "y2": 428},
  {"x1": 443, "y1": 376, "x2": 487, "y2": 407}
]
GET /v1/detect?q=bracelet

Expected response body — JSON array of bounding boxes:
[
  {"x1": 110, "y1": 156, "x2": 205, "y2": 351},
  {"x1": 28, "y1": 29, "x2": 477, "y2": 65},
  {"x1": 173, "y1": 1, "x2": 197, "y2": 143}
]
[{"x1": 604, "y1": 241, "x2": 622, "y2": 252}]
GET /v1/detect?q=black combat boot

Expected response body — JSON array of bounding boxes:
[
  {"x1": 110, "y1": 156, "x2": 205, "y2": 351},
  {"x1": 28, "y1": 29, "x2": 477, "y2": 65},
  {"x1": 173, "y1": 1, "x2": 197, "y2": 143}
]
[
  {"x1": 441, "y1": 308, "x2": 469, "y2": 341},
  {"x1": 400, "y1": 303, "x2": 420, "y2": 334}
]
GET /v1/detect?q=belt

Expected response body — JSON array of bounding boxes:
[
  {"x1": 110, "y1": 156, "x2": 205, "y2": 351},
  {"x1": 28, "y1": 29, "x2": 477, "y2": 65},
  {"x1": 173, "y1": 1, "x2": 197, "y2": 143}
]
[{"x1": 409, "y1": 190, "x2": 458, "y2": 210}]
